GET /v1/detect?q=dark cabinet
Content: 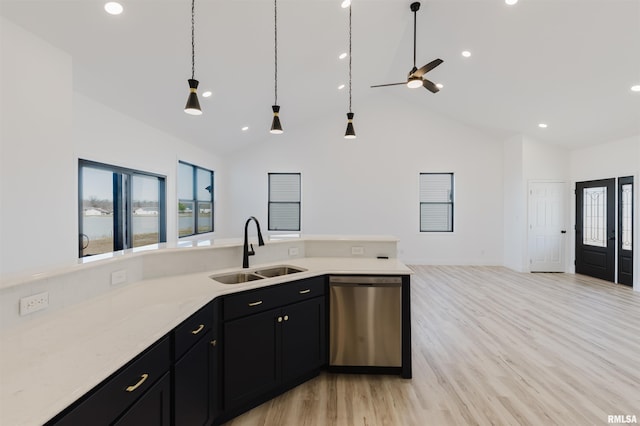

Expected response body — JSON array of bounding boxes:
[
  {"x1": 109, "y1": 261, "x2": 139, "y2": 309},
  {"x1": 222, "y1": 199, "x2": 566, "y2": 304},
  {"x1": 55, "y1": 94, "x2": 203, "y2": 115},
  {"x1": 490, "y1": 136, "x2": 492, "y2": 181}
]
[
  {"x1": 222, "y1": 277, "x2": 326, "y2": 417},
  {"x1": 114, "y1": 372, "x2": 171, "y2": 426},
  {"x1": 173, "y1": 300, "x2": 219, "y2": 426},
  {"x1": 47, "y1": 337, "x2": 171, "y2": 426}
]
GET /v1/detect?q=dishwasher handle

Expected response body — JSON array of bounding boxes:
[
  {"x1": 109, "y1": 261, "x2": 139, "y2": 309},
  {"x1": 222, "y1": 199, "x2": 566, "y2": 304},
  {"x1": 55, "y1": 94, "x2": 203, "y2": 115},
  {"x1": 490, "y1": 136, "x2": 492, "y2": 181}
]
[{"x1": 329, "y1": 275, "x2": 402, "y2": 286}]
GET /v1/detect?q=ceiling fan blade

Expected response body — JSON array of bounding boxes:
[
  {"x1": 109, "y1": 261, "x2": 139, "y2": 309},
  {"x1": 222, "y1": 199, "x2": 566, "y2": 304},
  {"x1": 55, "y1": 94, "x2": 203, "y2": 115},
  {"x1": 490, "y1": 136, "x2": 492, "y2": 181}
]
[
  {"x1": 412, "y1": 59, "x2": 443, "y2": 78},
  {"x1": 422, "y1": 78, "x2": 439, "y2": 93},
  {"x1": 370, "y1": 82, "x2": 407, "y2": 88}
]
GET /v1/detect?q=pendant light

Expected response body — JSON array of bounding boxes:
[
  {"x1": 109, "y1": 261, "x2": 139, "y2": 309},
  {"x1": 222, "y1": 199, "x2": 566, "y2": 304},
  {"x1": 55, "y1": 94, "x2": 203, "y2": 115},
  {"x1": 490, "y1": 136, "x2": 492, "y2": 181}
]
[
  {"x1": 344, "y1": 4, "x2": 356, "y2": 139},
  {"x1": 184, "y1": 0, "x2": 202, "y2": 115},
  {"x1": 270, "y1": 0, "x2": 283, "y2": 134}
]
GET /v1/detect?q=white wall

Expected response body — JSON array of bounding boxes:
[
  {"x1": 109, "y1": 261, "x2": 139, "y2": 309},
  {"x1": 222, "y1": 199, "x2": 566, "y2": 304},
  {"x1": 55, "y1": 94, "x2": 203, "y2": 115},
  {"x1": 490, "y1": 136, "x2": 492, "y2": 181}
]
[
  {"x1": 0, "y1": 18, "x2": 225, "y2": 280},
  {"x1": 569, "y1": 135, "x2": 640, "y2": 290},
  {"x1": 224, "y1": 95, "x2": 505, "y2": 265},
  {"x1": 1, "y1": 18, "x2": 76, "y2": 277},
  {"x1": 503, "y1": 135, "x2": 526, "y2": 271}
]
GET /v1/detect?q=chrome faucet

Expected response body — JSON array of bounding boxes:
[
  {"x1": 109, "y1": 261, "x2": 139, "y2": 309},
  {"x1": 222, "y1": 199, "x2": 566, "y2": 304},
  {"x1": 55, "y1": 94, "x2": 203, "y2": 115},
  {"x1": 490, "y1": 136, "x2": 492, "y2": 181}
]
[{"x1": 243, "y1": 216, "x2": 265, "y2": 268}]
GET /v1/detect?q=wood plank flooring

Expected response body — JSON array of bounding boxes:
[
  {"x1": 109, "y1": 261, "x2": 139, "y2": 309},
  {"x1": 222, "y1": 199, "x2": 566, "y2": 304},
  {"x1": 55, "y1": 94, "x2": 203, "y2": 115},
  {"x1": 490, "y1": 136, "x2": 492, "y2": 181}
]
[{"x1": 222, "y1": 266, "x2": 640, "y2": 426}]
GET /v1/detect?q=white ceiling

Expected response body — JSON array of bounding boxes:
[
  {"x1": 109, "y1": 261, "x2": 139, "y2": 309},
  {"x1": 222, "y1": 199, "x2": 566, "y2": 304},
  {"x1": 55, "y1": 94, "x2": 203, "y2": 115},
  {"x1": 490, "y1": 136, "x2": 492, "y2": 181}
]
[{"x1": 2, "y1": 0, "x2": 639, "y2": 154}]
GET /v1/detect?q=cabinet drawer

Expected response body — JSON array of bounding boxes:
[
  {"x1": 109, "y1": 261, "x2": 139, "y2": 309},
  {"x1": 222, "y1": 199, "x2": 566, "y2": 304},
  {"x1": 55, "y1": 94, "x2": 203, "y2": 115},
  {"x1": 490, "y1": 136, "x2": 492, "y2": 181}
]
[
  {"x1": 223, "y1": 285, "x2": 284, "y2": 321},
  {"x1": 279, "y1": 276, "x2": 325, "y2": 305},
  {"x1": 174, "y1": 301, "x2": 214, "y2": 360},
  {"x1": 50, "y1": 337, "x2": 171, "y2": 425}
]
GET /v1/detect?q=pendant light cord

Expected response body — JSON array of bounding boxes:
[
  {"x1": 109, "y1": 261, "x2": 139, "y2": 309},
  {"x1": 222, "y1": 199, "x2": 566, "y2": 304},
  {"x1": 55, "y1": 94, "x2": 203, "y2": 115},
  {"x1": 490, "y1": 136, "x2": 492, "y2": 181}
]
[
  {"x1": 274, "y1": 0, "x2": 278, "y2": 105},
  {"x1": 348, "y1": 5, "x2": 352, "y2": 113},
  {"x1": 191, "y1": 0, "x2": 196, "y2": 80}
]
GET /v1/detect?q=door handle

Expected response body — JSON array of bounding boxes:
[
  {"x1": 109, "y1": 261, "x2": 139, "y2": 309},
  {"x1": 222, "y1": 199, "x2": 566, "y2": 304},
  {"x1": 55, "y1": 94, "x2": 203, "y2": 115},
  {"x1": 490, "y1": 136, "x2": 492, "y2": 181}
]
[{"x1": 561, "y1": 230, "x2": 567, "y2": 234}]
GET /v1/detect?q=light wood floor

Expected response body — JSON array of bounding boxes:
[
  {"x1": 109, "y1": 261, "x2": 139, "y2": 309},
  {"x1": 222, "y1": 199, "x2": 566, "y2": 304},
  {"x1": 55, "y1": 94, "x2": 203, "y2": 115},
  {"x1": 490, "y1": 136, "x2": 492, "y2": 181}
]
[{"x1": 223, "y1": 266, "x2": 640, "y2": 426}]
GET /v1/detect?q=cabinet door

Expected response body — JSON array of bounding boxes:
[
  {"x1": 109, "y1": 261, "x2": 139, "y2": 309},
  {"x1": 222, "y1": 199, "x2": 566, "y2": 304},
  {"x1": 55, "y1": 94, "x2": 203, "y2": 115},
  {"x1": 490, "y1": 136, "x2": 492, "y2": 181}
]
[
  {"x1": 223, "y1": 307, "x2": 280, "y2": 410},
  {"x1": 113, "y1": 372, "x2": 171, "y2": 426},
  {"x1": 281, "y1": 297, "x2": 326, "y2": 383},
  {"x1": 174, "y1": 330, "x2": 215, "y2": 426}
]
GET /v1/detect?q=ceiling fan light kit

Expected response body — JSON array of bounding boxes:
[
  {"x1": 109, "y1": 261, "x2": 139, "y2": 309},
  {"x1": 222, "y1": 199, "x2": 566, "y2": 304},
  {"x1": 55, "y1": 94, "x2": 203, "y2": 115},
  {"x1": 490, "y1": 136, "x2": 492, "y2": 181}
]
[
  {"x1": 371, "y1": 2, "x2": 443, "y2": 94},
  {"x1": 184, "y1": 0, "x2": 202, "y2": 115}
]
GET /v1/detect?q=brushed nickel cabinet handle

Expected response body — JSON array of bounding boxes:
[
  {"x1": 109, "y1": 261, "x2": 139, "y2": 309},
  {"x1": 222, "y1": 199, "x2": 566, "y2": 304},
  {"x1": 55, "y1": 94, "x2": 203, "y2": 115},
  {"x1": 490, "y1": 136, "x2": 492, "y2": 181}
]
[
  {"x1": 284, "y1": 315, "x2": 289, "y2": 321},
  {"x1": 299, "y1": 289, "x2": 311, "y2": 294},
  {"x1": 191, "y1": 324, "x2": 205, "y2": 335},
  {"x1": 126, "y1": 373, "x2": 149, "y2": 392},
  {"x1": 277, "y1": 316, "x2": 283, "y2": 323},
  {"x1": 211, "y1": 339, "x2": 217, "y2": 347},
  {"x1": 248, "y1": 301, "x2": 263, "y2": 307}
]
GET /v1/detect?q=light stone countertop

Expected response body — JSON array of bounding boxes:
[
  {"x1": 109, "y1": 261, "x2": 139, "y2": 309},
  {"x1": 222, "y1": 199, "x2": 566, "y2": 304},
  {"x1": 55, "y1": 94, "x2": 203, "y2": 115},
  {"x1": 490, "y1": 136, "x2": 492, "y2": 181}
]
[{"x1": 0, "y1": 257, "x2": 412, "y2": 426}]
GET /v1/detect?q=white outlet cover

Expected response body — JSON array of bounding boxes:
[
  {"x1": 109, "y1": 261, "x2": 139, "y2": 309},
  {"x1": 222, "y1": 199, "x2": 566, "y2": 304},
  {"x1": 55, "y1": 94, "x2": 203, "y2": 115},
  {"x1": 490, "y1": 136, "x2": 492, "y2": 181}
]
[{"x1": 19, "y1": 292, "x2": 49, "y2": 315}]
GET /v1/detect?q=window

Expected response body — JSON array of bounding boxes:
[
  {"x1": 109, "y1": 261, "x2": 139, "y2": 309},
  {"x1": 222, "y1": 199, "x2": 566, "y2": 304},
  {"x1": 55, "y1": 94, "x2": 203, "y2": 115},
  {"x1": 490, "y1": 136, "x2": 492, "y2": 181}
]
[
  {"x1": 420, "y1": 173, "x2": 454, "y2": 232},
  {"x1": 79, "y1": 160, "x2": 166, "y2": 257},
  {"x1": 178, "y1": 161, "x2": 214, "y2": 237},
  {"x1": 268, "y1": 173, "x2": 301, "y2": 231}
]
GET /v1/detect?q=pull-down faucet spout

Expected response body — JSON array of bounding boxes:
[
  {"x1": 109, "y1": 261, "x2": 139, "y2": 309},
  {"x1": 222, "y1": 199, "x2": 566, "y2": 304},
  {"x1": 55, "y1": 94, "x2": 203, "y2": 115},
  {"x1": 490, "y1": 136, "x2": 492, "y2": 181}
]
[{"x1": 243, "y1": 216, "x2": 265, "y2": 268}]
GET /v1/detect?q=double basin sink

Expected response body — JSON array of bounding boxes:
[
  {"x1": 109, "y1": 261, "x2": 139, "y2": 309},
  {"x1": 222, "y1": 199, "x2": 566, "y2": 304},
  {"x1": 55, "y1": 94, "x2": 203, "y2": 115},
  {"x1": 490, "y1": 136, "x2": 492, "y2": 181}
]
[{"x1": 210, "y1": 265, "x2": 306, "y2": 284}]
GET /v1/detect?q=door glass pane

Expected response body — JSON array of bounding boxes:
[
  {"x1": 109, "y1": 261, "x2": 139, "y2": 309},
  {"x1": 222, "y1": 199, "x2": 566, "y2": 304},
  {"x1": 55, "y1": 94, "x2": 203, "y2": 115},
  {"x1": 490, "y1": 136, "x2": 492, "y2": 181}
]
[
  {"x1": 583, "y1": 186, "x2": 607, "y2": 247},
  {"x1": 81, "y1": 167, "x2": 114, "y2": 256},
  {"x1": 179, "y1": 201, "x2": 195, "y2": 237},
  {"x1": 621, "y1": 183, "x2": 632, "y2": 251},
  {"x1": 132, "y1": 175, "x2": 160, "y2": 247}
]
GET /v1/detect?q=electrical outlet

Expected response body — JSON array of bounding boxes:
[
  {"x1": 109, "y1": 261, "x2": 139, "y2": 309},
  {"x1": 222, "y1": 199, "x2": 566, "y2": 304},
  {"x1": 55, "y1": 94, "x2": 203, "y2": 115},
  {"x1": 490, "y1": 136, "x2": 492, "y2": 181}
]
[
  {"x1": 288, "y1": 247, "x2": 299, "y2": 256},
  {"x1": 111, "y1": 269, "x2": 127, "y2": 286},
  {"x1": 19, "y1": 292, "x2": 49, "y2": 315},
  {"x1": 351, "y1": 246, "x2": 364, "y2": 255}
]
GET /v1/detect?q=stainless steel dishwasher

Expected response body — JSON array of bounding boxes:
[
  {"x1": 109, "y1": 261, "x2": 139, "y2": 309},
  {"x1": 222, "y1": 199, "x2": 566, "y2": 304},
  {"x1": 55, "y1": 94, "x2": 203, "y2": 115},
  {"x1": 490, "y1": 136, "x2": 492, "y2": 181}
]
[{"x1": 329, "y1": 276, "x2": 402, "y2": 367}]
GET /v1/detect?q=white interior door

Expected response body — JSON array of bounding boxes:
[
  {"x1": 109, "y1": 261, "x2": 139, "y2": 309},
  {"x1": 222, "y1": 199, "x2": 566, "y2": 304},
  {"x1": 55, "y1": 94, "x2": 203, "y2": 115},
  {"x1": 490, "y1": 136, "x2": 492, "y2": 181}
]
[{"x1": 528, "y1": 182, "x2": 566, "y2": 272}]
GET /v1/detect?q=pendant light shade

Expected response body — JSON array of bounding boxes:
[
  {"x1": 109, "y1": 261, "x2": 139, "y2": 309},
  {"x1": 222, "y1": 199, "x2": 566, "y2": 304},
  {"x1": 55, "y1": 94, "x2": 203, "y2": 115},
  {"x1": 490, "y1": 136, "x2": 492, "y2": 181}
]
[
  {"x1": 185, "y1": 79, "x2": 202, "y2": 115},
  {"x1": 270, "y1": 105, "x2": 283, "y2": 134},
  {"x1": 184, "y1": 0, "x2": 202, "y2": 115},
  {"x1": 344, "y1": 4, "x2": 356, "y2": 139},
  {"x1": 344, "y1": 112, "x2": 356, "y2": 139}
]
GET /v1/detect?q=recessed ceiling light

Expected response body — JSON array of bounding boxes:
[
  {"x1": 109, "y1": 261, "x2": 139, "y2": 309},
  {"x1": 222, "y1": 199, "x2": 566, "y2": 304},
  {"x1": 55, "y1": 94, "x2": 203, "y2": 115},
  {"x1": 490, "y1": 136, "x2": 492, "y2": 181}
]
[
  {"x1": 505, "y1": 0, "x2": 518, "y2": 5},
  {"x1": 338, "y1": 84, "x2": 345, "y2": 90},
  {"x1": 241, "y1": 126, "x2": 249, "y2": 131},
  {"x1": 461, "y1": 50, "x2": 471, "y2": 58},
  {"x1": 631, "y1": 85, "x2": 640, "y2": 92},
  {"x1": 436, "y1": 83, "x2": 444, "y2": 89},
  {"x1": 538, "y1": 123, "x2": 548, "y2": 128},
  {"x1": 104, "y1": 2, "x2": 123, "y2": 15},
  {"x1": 338, "y1": 52, "x2": 347, "y2": 60},
  {"x1": 202, "y1": 91, "x2": 212, "y2": 98},
  {"x1": 341, "y1": 0, "x2": 351, "y2": 8}
]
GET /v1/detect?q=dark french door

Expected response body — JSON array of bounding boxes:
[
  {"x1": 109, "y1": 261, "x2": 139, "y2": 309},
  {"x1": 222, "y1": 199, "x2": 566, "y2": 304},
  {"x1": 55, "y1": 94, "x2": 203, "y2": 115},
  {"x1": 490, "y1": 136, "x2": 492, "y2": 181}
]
[
  {"x1": 575, "y1": 179, "x2": 616, "y2": 282},
  {"x1": 575, "y1": 177, "x2": 634, "y2": 286},
  {"x1": 618, "y1": 177, "x2": 634, "y2": 286}
]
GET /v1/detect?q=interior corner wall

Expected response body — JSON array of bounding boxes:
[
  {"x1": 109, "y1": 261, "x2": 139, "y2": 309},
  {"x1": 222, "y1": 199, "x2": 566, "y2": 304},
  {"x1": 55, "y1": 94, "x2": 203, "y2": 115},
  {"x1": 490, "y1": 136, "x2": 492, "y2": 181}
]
[
  {"x1": 0, "y1": 18, "x2": 225, "y2": 280},
  {"x1": 503, "y1": 136, "x2": 526, "y2": 272},
  {"x1": 1, "y1": 17, "x2": 76, "y2": 278},
  {"x1": 224, "y1": 94, "x2": 505, "y2": 265}
]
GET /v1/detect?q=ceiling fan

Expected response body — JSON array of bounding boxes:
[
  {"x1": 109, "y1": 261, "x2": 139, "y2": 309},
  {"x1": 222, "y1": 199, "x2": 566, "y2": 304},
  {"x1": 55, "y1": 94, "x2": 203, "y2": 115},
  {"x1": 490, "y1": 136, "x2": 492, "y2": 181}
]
[{"x1": 371, "y1": 2, "x2": 443, "y2": 93}]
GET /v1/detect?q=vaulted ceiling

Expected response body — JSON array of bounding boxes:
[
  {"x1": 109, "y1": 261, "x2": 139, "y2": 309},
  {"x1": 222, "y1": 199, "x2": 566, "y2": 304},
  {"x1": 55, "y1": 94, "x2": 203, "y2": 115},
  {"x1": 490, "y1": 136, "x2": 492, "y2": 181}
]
[{"x1": 2, "y1": 0, "x2": 639, "y2": 153}]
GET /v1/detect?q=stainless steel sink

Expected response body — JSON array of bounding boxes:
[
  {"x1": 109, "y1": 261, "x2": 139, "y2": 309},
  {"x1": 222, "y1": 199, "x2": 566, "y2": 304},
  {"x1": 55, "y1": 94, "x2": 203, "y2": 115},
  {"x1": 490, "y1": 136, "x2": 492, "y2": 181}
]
[
  {"x1": 210, "y1": 265, "x2": 306, "y2": 284},
  {"x1": 253, "y1": 266, "x2": 306, "y2": 277},
  {"x1": 210, "y1": 272, "x2": 263, "y2": 284}
]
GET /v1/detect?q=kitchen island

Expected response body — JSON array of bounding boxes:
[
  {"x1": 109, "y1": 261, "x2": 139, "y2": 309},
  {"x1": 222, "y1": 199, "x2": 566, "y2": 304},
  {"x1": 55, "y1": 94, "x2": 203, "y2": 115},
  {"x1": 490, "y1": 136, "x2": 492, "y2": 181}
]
[{"x1": 0, "y1": 237, "x2": 412, "y2": 426}]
